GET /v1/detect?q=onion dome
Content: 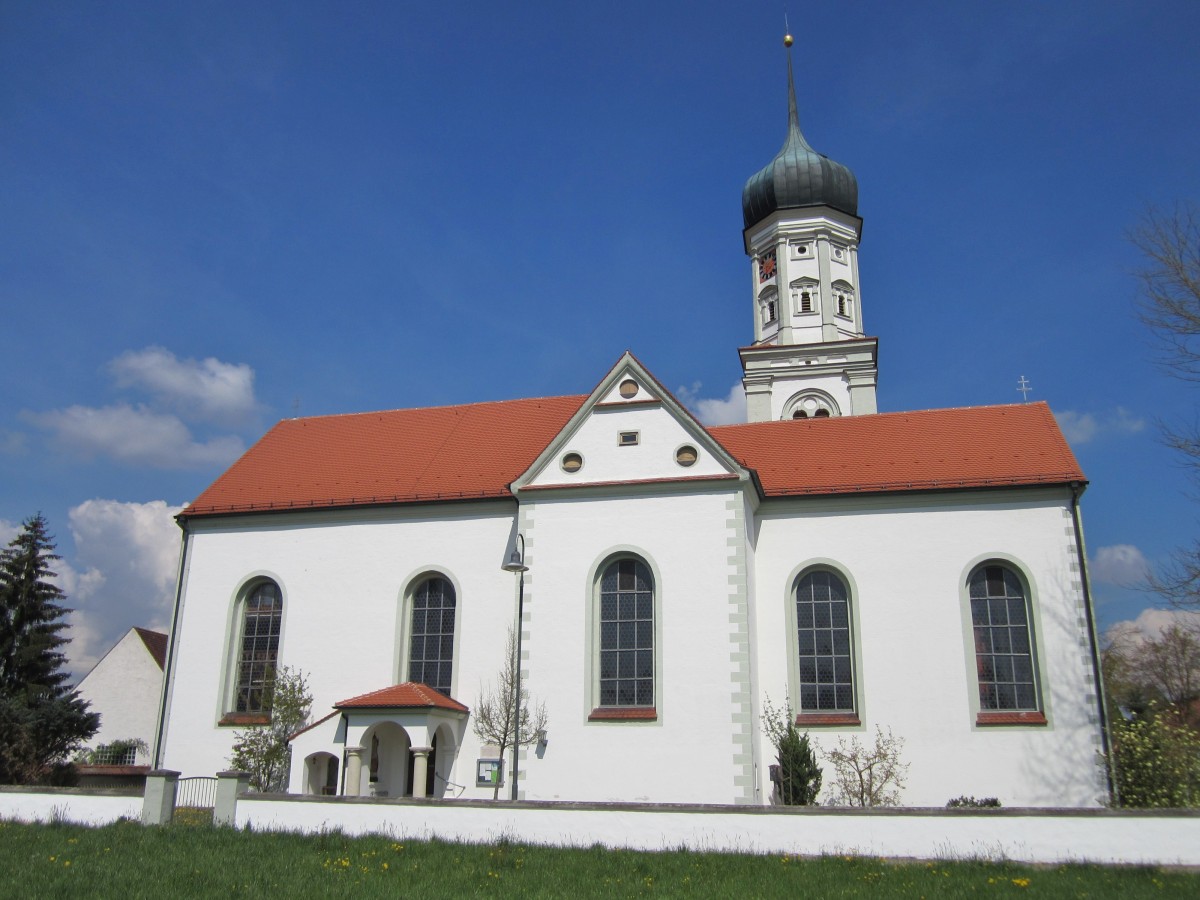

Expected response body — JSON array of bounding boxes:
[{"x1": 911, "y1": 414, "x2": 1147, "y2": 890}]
[{"x1": 742, "y1": 54, "x2": 858, "y2": 229}]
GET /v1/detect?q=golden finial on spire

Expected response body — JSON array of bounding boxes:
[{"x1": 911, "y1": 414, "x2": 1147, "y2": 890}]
[{"x1": 784, "y1": 12, "x2": 793, "y2": 46}]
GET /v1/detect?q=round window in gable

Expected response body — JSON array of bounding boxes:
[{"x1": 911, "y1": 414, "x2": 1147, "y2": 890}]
[
  {"x1": 618, "y1": 379, "x2": 639, "y2": 399},
  {"x1": 675, "y1": 445, "x2": 698, "y2": 467},
  {"x1": 561, "y1": 452, "x2": 583, "y2": 473}
]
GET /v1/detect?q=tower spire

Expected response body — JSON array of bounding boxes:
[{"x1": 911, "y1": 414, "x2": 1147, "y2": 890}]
[
  {"x1": 786, "y1": 31, "x2": 800, "y2": 136},
  {"x1": 738, "y1": 30, "x2": 876, "y2": 422}
]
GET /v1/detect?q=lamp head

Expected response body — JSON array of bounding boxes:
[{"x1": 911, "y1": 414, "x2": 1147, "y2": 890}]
[{"x1": 502, "y1": 549, "x2": 529, "y2": 573}]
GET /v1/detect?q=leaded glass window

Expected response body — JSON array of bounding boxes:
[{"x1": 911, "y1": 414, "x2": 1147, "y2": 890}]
[
  {"x1": 409, "y1": 576, "x2": 456, "y2": 695},
  {"x1": 599, "y1": 559, "x2": 654, "y2": 707},
  {"x1": 970, "y1": 564, "x2": 1038, "y2": 711},
  {"x1": 795, "y1": 570, "x2": 854, "y2": 712},
  {"x1": 236, "y1": 581, "x2": 282, "y2": 714}
]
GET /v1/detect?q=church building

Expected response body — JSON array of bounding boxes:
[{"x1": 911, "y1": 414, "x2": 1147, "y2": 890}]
[{"x1": 153, "y1": 50, "x2": 1108, "y2": 808}]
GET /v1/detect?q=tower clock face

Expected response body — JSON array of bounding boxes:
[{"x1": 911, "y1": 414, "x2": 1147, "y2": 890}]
[{"x1": 758, "y1": 250, "x2": 777, "y2": 283}]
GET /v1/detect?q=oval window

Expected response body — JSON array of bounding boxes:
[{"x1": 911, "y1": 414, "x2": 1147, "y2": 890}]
[
  {"x1": 675, "y1": 445, "x2": 698, "y2": 467},
  {"x1": 618, "y1": 379, "x2": 639, "y2": 399},
  {"x1": 561, "y1": 452, "x2": 583, "y2": 473}
]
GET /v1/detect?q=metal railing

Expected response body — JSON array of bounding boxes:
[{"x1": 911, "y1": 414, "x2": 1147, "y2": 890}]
[{"x1": 176, "y1": 776, "x2": 218, "y2": 809}]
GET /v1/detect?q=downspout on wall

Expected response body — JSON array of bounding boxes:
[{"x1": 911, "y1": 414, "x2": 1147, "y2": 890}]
[
  {"x1": 152, "y1": 516, "x2": 191, "y2": 769},
  {"x1": 1070, "y1": 481, "x2": 1117, "y2": 805}
]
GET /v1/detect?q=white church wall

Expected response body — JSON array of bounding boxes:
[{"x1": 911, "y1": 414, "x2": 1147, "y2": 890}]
[
  {"x1": 516, "y1": 485, "x2": 753, "y2": 805},
  {"x1": 526, "y1": 404, "x2": 729, "y2": 487},
  {"x1": 160, "y1": 483, "x2": 1104, "y2": 809},
  {"x1": 751, "y1": 487, "x2": 1105, "y2": 808},
  {"x1": 160, "y1": 503, "x2": 524, "y2": 782},
  {"x1": 76, "y1": 629, "x2": 162, "y2": 765}
]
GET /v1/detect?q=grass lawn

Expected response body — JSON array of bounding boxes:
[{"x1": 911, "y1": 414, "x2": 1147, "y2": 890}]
[{"x1": 0, "y1": 818, "x2": 1194, "y2": 898}]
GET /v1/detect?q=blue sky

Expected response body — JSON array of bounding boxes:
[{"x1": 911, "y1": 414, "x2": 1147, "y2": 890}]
[{"x1": 3, "y1": 1, "x2": 1198, "y2": 675}]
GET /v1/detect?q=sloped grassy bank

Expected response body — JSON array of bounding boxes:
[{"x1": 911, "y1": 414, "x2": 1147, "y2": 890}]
[{"x1": 0, "y1": 818, "x2": 1194, "y2": 898}]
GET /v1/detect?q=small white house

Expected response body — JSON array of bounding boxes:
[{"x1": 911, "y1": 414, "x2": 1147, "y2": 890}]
[
  {"x1": 76, "y1": 626, "x2": 166, "y2": 767},
  {"x1": 152, "y1": 56, "x2": 1110, "y2": 808}
]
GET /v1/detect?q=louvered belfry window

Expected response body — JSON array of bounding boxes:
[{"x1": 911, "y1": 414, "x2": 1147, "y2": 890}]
[
  {"x1": 409, "y1": 576, "x2": 456, "y2": 695},
  {"x1": 970, "y1": 565, "x2": 1038, "y2": 711},
  {"x1": 599, "y1": 559, "x2": 654, "y2": 707},
  {"x1": 795, "y1": 570, "x2": 855, "y2": 712},
  {"x1": 236, "y1": 581, "x2": 282, "y2": 714}
]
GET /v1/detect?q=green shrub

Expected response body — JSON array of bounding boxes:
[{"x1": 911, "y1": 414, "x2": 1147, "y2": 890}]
[
  {"x1": 762, "y1": 696, "x2": 822, "y2": 805},
  {"x1": 946, "y1": 796, "x2": 1001, "y2": 808},
  {"x1": 1108, "y1": 709, "x2": 1200, "y2": 808}
]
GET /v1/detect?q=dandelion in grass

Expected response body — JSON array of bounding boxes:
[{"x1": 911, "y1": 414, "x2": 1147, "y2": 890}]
[{"x1": 1012, "y1": 877, "x2": 1030, "y2": 887}]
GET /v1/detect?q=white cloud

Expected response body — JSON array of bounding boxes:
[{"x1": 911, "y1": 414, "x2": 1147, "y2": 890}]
[
  {"x1": 676, "y1": 382, "x2": 747, "y2": 426},
  {"x1": 1054, "y1": 407, "x2": 1145, "y2": 445},
  {"x1": 59, "y1": 499, "x2": 184, "y2": 677},
  {"x1": 1090, "y1": 544, "x2": 1150, "y2": 587},
  {"x1": 109, "y1": 346, "x2": 258, "y2": 426},
  {"x1": 0, "y1": 518, "x2": 19, "y2": 546},
  {"x1": 1105, "y1": 608, "x2": 1200, "y2": 645},
  {"x1": 25, "y1": 403, "x2": 245, "y2": 469}
]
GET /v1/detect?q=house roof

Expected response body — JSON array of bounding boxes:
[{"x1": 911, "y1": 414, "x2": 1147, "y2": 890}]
[
  {"x1": 335, "y1": 682, "x2": 469, "y2": 714},
  {"x1": 182, "y1": 395, "x2": 587, "y2": 517},
  {"x1": 710, "y1": 402, "x2": 1083, "y2": 496},
  {"x1": 133, "y1": 627, "x2": 168, "y2": 670},
  {"x1": 180, "y1": 395, "x2": 1082, "y2": 518}
]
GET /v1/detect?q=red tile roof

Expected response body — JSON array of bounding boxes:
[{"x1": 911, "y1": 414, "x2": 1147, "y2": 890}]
[
  {"x1": 181, "y1": 395, "x2": 1082, "y2": 518},
  {"x1": 335, "y1": 682, "x2": 469, "y2": 713},
  {"x1": 710, "y1": 402, "x2": 1083, "y2": 496},
  {"x1": 134, "y1": 627, "x2": 168, "y2": 670},
  {"x1": 182, "y1": 395, "x2": 586, "y2": 517}
]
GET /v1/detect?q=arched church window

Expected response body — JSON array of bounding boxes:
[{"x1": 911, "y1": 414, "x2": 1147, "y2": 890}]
[
  {"x1": 794, "y1": 569, "x2": 856, "y2": 716},
  {"x1": 408, "y1": 576, "x2": 456, "y2": 695},
  {"x1": 968, "y1": 563, "x2": 1040, "y2": 715},
  {"x1": 233, "y1": 580, "x2": 282, "y2": 715},
  {"x1": 595, "y1": 557, "x2": 655, "y2": 711}
]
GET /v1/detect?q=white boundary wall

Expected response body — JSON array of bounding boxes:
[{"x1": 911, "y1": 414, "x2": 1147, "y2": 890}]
[
  {"x1": 0, "y1": 788, "x2": 141, "y2": 826},
  {"x1": 5, "y1": 787, "x2": 1199, "y2": 867},
  {"x1": 236, "y1": 796, "x2": 1200, "y2": 867}
]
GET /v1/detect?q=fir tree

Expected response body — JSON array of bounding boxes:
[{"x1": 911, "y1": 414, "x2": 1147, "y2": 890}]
[{"x1": 0, "y1": 514, "x2": 98, "y2": 784}]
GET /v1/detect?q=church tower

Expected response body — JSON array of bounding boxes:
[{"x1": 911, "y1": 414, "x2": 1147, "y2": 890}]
[{"x1": 739, "y1": 40, "x2": 878, "y2": 422}]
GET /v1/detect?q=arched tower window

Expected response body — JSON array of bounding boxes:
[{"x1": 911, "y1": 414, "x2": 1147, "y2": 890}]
[
  {"x1": 408, "y1": 576, "x2": 456, "y2": 695},
  {"x1": 790, "y1": 279, "x2": 819, "y2": 315},
  {"x1": 598, "y1": 558, "x2": 654, "y2": 708},
  {"x1": 784, "y1": 390, "x2": 840, "y2": 420},
  {"x1": 759, "y1": 287, "x2": 779, "y2": 325},
  {"x1": 234, "y1": 580, "x2": 282, "y2": 714},
  {"x1": 794, "y1": 569, "x2": 856, "y2": 714},
  {"x1": 832, "y1": 280, "x2": 855, "y2": 320},
  {"x1": 968, "y1": 563, "x2": 1039, "y2": 712}
]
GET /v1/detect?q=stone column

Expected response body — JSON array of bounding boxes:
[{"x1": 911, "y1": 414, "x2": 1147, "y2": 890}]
[
  {"x1": 410, "y1": 747, "x2": 432, "y2": 799},
  {"x1": 344, "y1": 746, "x2": 365, "y2": 797},
  {"x1": 141, "y1": 769, "x2": 180, "y2": 825},
  {"x1": 214, "y1": 770, "x2": 251, "y2": 826}
]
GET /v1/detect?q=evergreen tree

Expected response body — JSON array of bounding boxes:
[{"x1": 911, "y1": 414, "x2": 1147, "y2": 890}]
[
  {"x1": 0, "y1": 514, "x2": 98, "y2": 784},
  {"x1": 776, "y1": 721, "x2": 823, "y2": 806}
]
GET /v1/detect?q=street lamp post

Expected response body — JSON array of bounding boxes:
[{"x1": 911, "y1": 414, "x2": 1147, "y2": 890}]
[{"x1": 501, "y1": 534, "x2": 528, "y2": 802}]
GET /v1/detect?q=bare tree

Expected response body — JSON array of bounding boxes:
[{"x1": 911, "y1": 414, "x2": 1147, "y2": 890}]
[
  {"x1": 1135, "y1": 202, "x2": 1200, "y2": 382},
  {"x1": 823, "y1": 726, "x2": 909, "y2": 807},
  {"x1": 1133, "y1": 203, "x2": 1200, "y2": 608},
  {"x1": 471, "y1": 626, "x2": 547, "y2": 800},
  {"x1": 1105, "y1": 620, "x2": 1200, "y2": 723}
]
